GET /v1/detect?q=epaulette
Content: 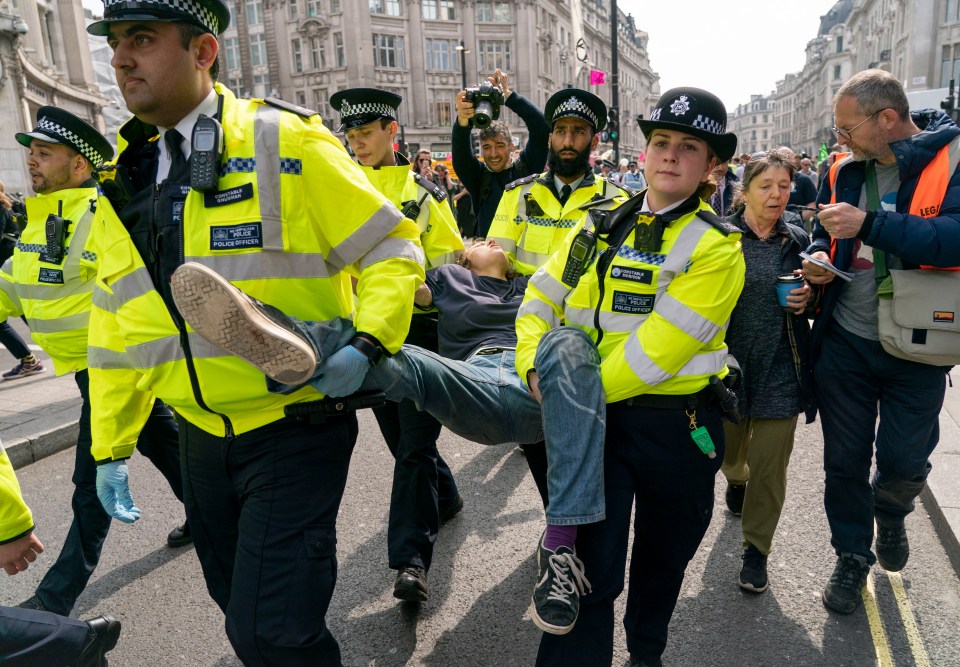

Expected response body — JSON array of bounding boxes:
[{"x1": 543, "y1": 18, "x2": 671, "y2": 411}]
[
  {"x1": 617, "y1": 182, "x2": 639, "y2": 197},
  {"x1": 505, "y1": 173, "x2": 539, "y2": 191},
  {"x1": 696, "y1": 209, "x2": 741, "y2": 236},
  {"x1": 578, "y1": 195, "x2": 620, "y2": 211},
  {"x1": 264, "y1": 97, "x2": 319, "y2": 118},
  {"x1": 413, "y1": 173, "x2": 447, "y2": 202}
]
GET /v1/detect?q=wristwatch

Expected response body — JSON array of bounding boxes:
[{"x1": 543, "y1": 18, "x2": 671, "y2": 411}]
[{"x1": 349, "y1": 335, "x2": 384, "y2": 367}]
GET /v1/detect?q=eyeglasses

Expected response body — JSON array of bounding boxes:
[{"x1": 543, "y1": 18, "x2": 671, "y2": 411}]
[{"x1": 832, "y1": 109, "x2": 883, "y2": 142}]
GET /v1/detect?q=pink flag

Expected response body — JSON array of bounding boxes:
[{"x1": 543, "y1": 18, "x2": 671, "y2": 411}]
[{"x1": 589, "y1": 69, "x2": 606, "y2": 85}]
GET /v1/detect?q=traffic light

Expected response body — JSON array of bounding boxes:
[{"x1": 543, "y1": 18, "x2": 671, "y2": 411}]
[{"x1": 607, "y1": 107, "x2": 619, "y2": 143}]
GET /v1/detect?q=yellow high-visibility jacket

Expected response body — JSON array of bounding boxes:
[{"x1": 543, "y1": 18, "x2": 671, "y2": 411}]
[
  {"x1": 88, "y1": 84, "x2": 424, "y2": 461},
  {"x1": 0, "y1": 446, "x2": 33, "y2": 544},
  {"x1": 516, "y1": 199, "x2": 745, "y2": 402},
  {"x1": 361, "y1": 160, "x2": 463, "y2": 269},
  {"x1": 488, "y1": 171, "x2": 631, "y2": 275},
  {"x1": 0, "y1": 187, "x2": 98, "y2": 375}
]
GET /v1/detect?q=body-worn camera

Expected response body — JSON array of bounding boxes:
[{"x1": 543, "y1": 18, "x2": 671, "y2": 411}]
[{"x1": 464, "y1": 82, "x2": 505, "y2": 129}]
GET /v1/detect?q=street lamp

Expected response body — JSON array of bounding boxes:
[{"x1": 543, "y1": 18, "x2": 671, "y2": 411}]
[{"x1": 456, "y1": 41, "x2": 470, "y2": 91}]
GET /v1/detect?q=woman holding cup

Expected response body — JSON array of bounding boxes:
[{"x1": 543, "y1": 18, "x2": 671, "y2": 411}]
[{"x1": 721, "y1": 148, "x2": 817, "y2": 593}]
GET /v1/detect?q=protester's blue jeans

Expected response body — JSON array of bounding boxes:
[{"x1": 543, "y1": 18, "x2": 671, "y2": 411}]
[{"x1": 271, "y1": 321, "x2": 607, "y2": 526}]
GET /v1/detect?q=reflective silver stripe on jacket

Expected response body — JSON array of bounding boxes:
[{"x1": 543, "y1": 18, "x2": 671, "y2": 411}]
[
  {"x1": 488, "y1": 236, "x2": 516, "y2": 254},
  {"x1": 623, "y1": 337, "x2": 727, "y2": 387},
  {"x1": 62, "y1": 207, "x2": 96, "y2": 285},
  {"x1": 28, "y1": 311, "x2": 91, "y2": 334},
  {"x1": 254, "y1": 105, "x2": 285, "y2": 251},
  {"x1": 358, "y1": 235, "x2": 424, "y2": 271},
  {"x1": 327, "y1": 202, "x2": 409, "y2": 269},
  {"x1": 92, "y1": 267, "x2": 156, "y2": 314},
  {"x1": 529, "y1": 268, "x2": 569, "y2": 306},
  {"x1": 12, "y1": 279, "x2": 95, "y2": 301},
  {"x1": 564, "y1": 306, "x2": 644, "y2": 333},
  {"x1": 517, "y1": 299, "x2": 560, "y2": 328},
  {"x1": 186, "y1": 252, "x2": 332, "y2": 282},
  {"x1": 516, "y1": 247, "x2": 551, "y2": 268},
  {"x1": 654, "y1": 292, "x2": 722, "y2": 345},
  {"x1": 114, "y1": 332, "x2": 234, "y2": 370}
]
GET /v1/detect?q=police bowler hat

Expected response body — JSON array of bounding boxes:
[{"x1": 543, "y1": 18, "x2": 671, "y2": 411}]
[
  {"x1": 330, "y1": 88, "x2": 402, "y2": 133},
  {"x1": 88, "y1": 0, "x2": 231, "y2": 36},
  {"x1": 16, "y1": 106, "x2": 114, "y2": 169},
  {"x1": 638, "y1": 87, "x2": 738, "y2": 162},
  {"x1": 544, "y1": 89, "x2": 607, "y2": 132}
]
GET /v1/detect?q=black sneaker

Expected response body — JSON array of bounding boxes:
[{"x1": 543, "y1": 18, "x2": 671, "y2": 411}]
[
  {"x1": 875, "y1": 520, "x2": 909, "y2": 572},
  {"x1": 17, "y1": 595, "x2": 47, "y2": 611},
  {"x1": 822, "y1": 554, "x2": 869, "y2": 614},
  {"x1": 78, "y1": 615, "x2": 121, "y2": 667},
  {"x1": 529, "y1": 533, "x2": 591, "y2": 635},
  {"x1": 393, "y1": 565, "x2": 429, "y2": 602},
  {"x1": 725, "y1": 482, "x2": 746, "y2": 516},
  {"x1": 170, "y1": 262, "x2": 318, "y2": 386},
  {"x1": 738, "y1": 544, "x2": 769, "y2": 593}
]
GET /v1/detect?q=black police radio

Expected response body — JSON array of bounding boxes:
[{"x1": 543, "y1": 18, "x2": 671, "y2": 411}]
[
  {"x1": 190, "y1": 113, "x2": 224, "y2": 191},
  {"x1": 561, "y1": 228, "x2": 597, "y2": 287},
  {"x1": 44, "y1": 200, "x2": 69, "y2": 265}
]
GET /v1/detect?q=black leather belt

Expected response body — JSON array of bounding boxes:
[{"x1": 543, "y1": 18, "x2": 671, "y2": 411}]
[
  {"x1": 474, "y1": 347, "x2": 514, "y2": 356},
  {"x1": 621, "y1": 388, "x2": 713, "y2": 410}
]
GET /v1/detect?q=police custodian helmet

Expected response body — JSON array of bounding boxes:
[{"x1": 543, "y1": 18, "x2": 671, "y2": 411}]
[
  {"x1": 638, "y1": 87, "x2": 738, "y2": 162},
  {"x1": 16, "y1": 106, "x2": 114, "y2": 169}
]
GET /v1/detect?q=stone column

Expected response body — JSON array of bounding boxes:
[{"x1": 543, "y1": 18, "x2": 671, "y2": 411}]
[{"x1": 57, "y1": 0, "x2": 95, "y2": 88}]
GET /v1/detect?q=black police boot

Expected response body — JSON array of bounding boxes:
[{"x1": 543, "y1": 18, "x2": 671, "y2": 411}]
[
  {"x1": 78, "y1": 615, "x2": 121, "y2": 667},
  {"x1": 167, "y1": 521, "x2": 192, "y2": 548},
  {"x1": 394, "y1": 565, "x2": 429, "y2": 602}
]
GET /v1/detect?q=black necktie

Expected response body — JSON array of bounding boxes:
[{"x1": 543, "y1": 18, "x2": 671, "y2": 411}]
[
  {"x1": 559, "y1": 184, "x2": 572, "y2": 206},
  {"x1": 164, "y1": 129, "x2": 190, "y2": 182}
]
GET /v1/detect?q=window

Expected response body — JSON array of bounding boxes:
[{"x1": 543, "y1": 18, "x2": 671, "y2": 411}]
[
  {"x1": 245, "y1": 0, "x2": 263, "y2": 24},
  {"x1": 228, "y1": 76, "x2": 244, "y2": 97},
  {"x1": 476, "y1": 0, "x2": 510, "y2": 22},
  {"x1": 307, "y1": 0, "x2": 321, "y2": 16},
  {"x1": 254, "y1": 73, "x2": 270, "y2": 98},
  {"x1": 334, "y1": 32, "x2": 345, "y2": 67},
  {"x1": 296, "y1": 91, "x2": 307, "y2": 107},
  {"x1": 310, "y1": 36, "x2": 326, "y2": 70},
  {"x1": 314, "y1": 89, "x2": 330, "y2": 117},
  {"x1": 370, "y1": 0, "x2": 401, "y2": 16},
  {"x1": 425, "y1": 38, "x2": 459, "y2": 71},
  {"x1": 763, "y1": 114, "x2": 768, "y2": 123},
  {"x1": 423, "y1": 0, "x2": 455, "y2": 20},
  {"x1": 478, "y1": 40, "x2": 511, "y2": 71},
  {"x1": 291, "y1": 38, "x2": 303, "y2": 73},
  {"x1": 331, "y1": 0, "x2": 340, "y2": 11},
  {"x1": 836, "y1": 36, "x2": 843, "y2": 52},
  {"x1": 948, "y1": 0, "x2": 959, "y2": 22},
  {"x1": 224, "y1": 36, "x2": 241, "y2": 71},
  {"x1": 373, "y1": 34, "x2": 405, "y2": 68},
  {"x1": 288, "y1": 0, "x2": 298, "y2": 20},
  {"x1": 943, "y1": 45, "x2": 953, "y2": 87},
  {"x1": 427, "y1": 88, "x2": 454, "y2": 126},
  {"x1": 833, "y1": 65, "x2": 842, "y2": 80},
  {"x1": 250, "y1": 33, "x2": 268, "y2": 67}
]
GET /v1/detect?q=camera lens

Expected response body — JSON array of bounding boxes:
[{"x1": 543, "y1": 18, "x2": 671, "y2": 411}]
[{"x1": 473, "y1": 100, "x2": 494, "y2": 128}]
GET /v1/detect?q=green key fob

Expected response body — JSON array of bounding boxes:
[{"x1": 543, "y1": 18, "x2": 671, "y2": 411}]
[{"x1": 691, "y1": 426, "x2": 716, "y2": 458}]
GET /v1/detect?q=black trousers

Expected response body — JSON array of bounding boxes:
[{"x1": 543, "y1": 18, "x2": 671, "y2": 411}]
[
  {"x1": 179, "y1": 412, "x2": 357, "y2": 667},
  {"x1": 0, "y1": 606, "x2": 89, "y2": 664},
  {"x1": 34, "y1": 369, "x2": 183, "y2": 616},
  {"x1": 537, "y1": 402, "x2": 724, "y2": 665},
  {"x1": 373, "y1": 314, "x2": 459, "y2": 572}
]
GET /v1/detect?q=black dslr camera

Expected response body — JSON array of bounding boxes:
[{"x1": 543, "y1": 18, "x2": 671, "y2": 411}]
[{"x1": 464, "y1": 82, "x2": 505, "y2": 129}]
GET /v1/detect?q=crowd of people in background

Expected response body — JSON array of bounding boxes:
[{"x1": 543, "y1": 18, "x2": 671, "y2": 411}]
[{"x1": 2, "y1": 1, "x2": 958, "y2": 664}]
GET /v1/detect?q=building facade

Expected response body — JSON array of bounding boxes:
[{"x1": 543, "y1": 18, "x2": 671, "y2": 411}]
[
  {"x1": 218, "y1": 0, "x2": 659, "y2": 162},
  {"x1": 0, "y1": 0, "x2": 107, "y2": 194},
  {"x1": 728, "y1": 94, "x2": 776, "y2": 156}
]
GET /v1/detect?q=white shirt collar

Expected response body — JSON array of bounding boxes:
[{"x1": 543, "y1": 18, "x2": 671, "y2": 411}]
[
  {"x1": 640, "y1": 194, "x2": 687, "y2": 215},
  {"x1": 553, "y1": 174, "x2": 585, "y2": 196},
  {"x1": 155, "y1": 89, "x2": 219, "y2": 183}
]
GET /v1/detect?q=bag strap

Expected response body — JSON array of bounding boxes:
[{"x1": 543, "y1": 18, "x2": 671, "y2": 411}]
[{"x1": 865, "y1": 160, "x2": 889, "y2": 282}]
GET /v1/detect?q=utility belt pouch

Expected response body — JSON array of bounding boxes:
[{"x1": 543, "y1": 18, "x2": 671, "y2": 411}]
[
  {"x1": 877, "y1": 269, "x2": 960, "y2": 366},
  {"x1": 284, "y1": 391, "x2": 387, "y2": 424}
]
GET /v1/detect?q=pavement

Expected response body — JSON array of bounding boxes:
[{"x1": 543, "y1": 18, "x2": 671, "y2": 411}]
[{"x1": 2, "y1": 351, "x2": 960, "y2": 577}]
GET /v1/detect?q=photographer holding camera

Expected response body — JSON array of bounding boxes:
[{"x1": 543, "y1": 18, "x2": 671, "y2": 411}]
[{"x1": 453, "y1": 69, "x2": 549, "y2": 237}]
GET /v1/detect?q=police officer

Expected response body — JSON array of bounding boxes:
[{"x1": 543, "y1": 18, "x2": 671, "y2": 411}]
[
  {"x1": 488, "y1": 89, "x2": 634, "y2": 276},
  {"x1": 86, "y1": 2, "x2": 425, "y2": 664},
  {"x1": 516, "y1": 87, "x2": 745, "y2": 665},
  {"x1": 329, "y1": 87, "x2": 464, "y2": 603},
  {"x1": 1, "y1": 108, "x2": 189, "y2": 618}
]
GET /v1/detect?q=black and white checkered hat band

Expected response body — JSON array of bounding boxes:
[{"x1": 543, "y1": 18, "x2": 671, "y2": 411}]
[
  {"x1": 552, "y1": 96, "x2": 599, "y2": 128},
  {"x1": 691, "y1": 115, "x2": 725, "y2": 134},
  {"x1": 36, "y1": 117, "x2": 106, "y2": 167},
  {"x1": 340, "y1": 101, "x2": 397, "y2": 120},
  {"x1": 104, "y1": 0, "x2": 219, "y2": 33}
]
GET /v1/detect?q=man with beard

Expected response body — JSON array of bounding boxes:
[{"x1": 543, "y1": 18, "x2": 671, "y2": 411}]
[{"x1": 488, "y1": 89, "x2": 633, "y2": 276}]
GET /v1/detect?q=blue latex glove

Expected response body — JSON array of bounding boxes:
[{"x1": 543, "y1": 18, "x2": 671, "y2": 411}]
[
  {"x1": 96, "y1": 460, "x2": 141, "y2": 524},
  {"x1": 311, "y1": 345, "x2": 371, "y2": 397}
]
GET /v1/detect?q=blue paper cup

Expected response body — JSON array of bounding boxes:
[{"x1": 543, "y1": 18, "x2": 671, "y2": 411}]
[{"x1": 777, "y1": 274, "x2": 804, "y2": 309}]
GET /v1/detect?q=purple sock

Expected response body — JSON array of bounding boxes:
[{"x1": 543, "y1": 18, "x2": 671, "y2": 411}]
[{"x1": 543, "y1": 525, "x2": 578, "y2": 552}]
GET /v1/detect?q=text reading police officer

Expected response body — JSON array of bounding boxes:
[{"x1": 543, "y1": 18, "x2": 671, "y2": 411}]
[{"x1": 86, "y1": 1, "x2": 425, "y2": 664}]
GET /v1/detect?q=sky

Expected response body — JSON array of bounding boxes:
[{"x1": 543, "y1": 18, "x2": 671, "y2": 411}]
[{"x1": 617, "y1": 0, "x2": 833, "y2": 111}]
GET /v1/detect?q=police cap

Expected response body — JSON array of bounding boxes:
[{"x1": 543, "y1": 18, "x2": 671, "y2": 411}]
[
  {"x1": 87, "y1": 0, "x2": 231, "y2": 37},
  {"x1": 330, "y1": 88, "x2": 402, "y2": 133},
  {"x1": 637, "y1": 87, "x2": 738, "y2": 162},
  {"x1": 544, "y1": 89, "x2": 607, "y2": 132},
  {"x1": 16, "y1": 106, "x2": 114, "y2": 169}
]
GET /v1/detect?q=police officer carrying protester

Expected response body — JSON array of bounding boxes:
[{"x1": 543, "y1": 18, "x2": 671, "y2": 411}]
[
  {"x1": 516, "y1": 87, "x2": 745, "y2": 666},
  {"x1": 453, "y1": 68, "x2": 550, "y2": 237},
  {"x1": 1, "y1": 108, "x2": 190, "y2": 618},
  {"x1": 86, "y1": 1, "x2": 425, "y2": 664},
  {"x1": 488, "y1": 89, "x2": 633, "y2": 276},
  {"x1": 329, "y1": 87, "x2": 464, "y2": 603}
]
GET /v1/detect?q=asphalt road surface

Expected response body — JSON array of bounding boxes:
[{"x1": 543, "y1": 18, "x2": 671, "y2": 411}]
[{"x1": 3, "y1": 407, "x2": 960, "y2": 666}]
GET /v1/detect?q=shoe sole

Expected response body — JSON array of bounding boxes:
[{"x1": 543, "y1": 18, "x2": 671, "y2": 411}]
[
  {"x1": 393, "y1": 583, "x2": 428, "y2": 603},
  {"x1": 821, "y1": 589, "x2": 860, "y2": 614},
  {"x1": 2, "y1": 369, "x2": 45, "y2": 381},
  {"x1": 171, "y1": 263, "x2": 317, "y2": 386},
  {"x1": 737, "y1": 577, "x2": 769, "y2": 594},
  {"x1": 529, "y1": 544, "x2": 577, "y2": 635},
  {"x1": 876, "y1": 555, "x2": 908, "y2": 572}
]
